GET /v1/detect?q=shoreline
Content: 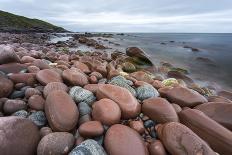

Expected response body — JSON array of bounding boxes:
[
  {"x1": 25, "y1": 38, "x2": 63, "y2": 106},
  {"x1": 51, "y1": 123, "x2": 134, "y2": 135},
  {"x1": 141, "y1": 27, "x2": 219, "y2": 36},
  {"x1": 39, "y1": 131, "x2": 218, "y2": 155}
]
[{"x1": 0, "y1": 32, "x2": 232, "y2": 154}]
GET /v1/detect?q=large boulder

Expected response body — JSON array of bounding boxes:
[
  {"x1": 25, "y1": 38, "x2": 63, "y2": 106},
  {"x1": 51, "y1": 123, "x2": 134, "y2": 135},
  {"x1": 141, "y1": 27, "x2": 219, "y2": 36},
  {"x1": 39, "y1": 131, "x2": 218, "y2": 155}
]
[
  {"x1": 0, "y1": 45, "x2": 20, "y2": 64},
  {"x1": 159, "y1": 86, "x2": 207, "y2": 107},
  {"x1": 157, "y1": 122, "x2": 216, "y2": 155},
  {"x1": 45, "y1": 90, "x2": 79, "y2": 131},
  {"x1": 37, "y1": 132, "x2": 75, "y2": 155},
  {"x1": 179, "y1": 109, "x2": 232, "y2": 155},
  {"x1": 0, "y1": 116, "x2": 40, "y2": 155},
  {"x1": 195, "y1": 102, "x2": 232, "y2": 130},
  {"x1": 104, "y1": 124, "x2": 149, "y2": 155},
  {"x1": 96, "y1": 84, "x2": 141, "y2": 119},
  {"x1": 142, "y1": 97, "x2": 179, "y2": 123}
]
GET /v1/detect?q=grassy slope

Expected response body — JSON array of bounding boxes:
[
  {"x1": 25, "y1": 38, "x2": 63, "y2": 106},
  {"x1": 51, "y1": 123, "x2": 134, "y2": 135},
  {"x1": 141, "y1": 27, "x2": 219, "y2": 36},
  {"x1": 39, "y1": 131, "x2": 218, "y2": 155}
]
[{"x1": 0, "y1": 10, "x2": 67, "y2": 32}]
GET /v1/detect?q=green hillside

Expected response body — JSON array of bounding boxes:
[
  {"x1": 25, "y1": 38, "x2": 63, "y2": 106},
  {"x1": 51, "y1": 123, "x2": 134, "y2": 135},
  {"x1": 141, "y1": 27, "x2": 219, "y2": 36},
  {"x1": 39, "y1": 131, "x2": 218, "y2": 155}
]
[{"x1": 0, "y1": 10, "x2": 67, "y2": 33}]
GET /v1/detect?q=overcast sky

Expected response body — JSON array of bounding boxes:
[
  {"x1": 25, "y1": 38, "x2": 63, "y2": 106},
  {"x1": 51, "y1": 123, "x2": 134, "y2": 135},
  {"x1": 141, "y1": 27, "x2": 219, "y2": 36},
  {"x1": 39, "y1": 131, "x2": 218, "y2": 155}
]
[{"x1": 1, "y1": 0, "x2": 232, "y2": 32}]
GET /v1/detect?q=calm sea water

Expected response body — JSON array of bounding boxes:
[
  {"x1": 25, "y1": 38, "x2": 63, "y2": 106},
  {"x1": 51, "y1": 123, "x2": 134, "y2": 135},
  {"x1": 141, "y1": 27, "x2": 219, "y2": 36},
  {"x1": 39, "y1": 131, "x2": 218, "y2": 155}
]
[{"x1": 112, "y1": 33, "x2": 232, "y2": 91}]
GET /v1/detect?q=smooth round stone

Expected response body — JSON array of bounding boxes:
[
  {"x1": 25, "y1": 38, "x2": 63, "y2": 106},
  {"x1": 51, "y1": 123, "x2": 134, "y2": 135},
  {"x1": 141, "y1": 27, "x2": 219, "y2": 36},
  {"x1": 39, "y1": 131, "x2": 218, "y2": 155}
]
[
  {"x1": 0, "y1": 116, "x2": 40, "y2": 155},
  {"x1": 28, "y1": 95, "x2": 45, "y2": 110},
  {"x1": 78, "y1": 121, "x2": 104, "y2": 138},
  {"x1": 14, "y1": 83, "x2": 26, "y2": 90},
  {"x1": 9, "y1": 90, "x2": 25, "y2": 99},
  {"x1": 78, "y1": 102, "x2": 92, "y2": 117},
  {"x1": 129, "y1": 120, "x2": 145, "y2": 134},
  {"x1": 84, "y1": 84, "x2": 104, "y2": 94},
  {"x1": 37, "y1": 132, "x2": 75, "y2": 155},
  {"x1": 21, "y1": 56, "x2": 36, "y2": 63},
  {"x1": 27, "y1": 65, "x2": 40, "y2": 73},
  {"x1": 90, "y1": 71, "x2": 103, "y2": 80},
  {"x1": 171, "y1": 103, "x2": 182, "y2": 113},
  {"x1": 79, "y1": 114, "x2": 92, "y2": 126},
  {"x1": 62, "y1": 69, "x2": 89, "y2": 86},
  {"x1": 0, "y1": 75, "x2": 14, "y2": 98},
  {"x1": 159, "y1": 86, "x2": 207, "y2": 107},
  {"x1": 43, "y1": 82, "x2": 68, "y2": 98},
  {"x1": 36, "y1": 69, "x2": 63, "y2": 85},
  {"x1": 8, "y1": 73, "x2": 37, "y2": 86},
  {"x1": 0, "y1": 45, "x2": 20, "y2": 64},
  {"x1": 3, "y1": 99, "x2": 27, "y2": 115},
  {"x1": 136, "y1": 84, "x2": 159, "y2": 100},
  {"x1": 148, "y1": 140, "x2": 167, "y2": 155},
  {"x1": 130, "y1": 71, "x2": 154, "y2": 83},
  {"x1": 28, "y1": 111, "x2": 47, "y2": 128},
  {"x1": 96, "y1": 84, "x2": 141, "y2": 119},
  {"x1": 142, "y1": 97, "x2": 179, "y2": 123},
  {"x1": 73, "y1": 61, "x2": 91, "y2": 74},
  {"x1": 69, "y1": 139, "x2": 107, "y2": 155},
  {"x1": 25, "y1": 88, "x2": 41, "y2": 98},
  {"x1": 12, "y1": 110, "x2": 29, "y2": 118},
  {"x1": 195, "y1": 102, "x2": 232, "y2": 130},
  {"x1": 92, "y1": 98, "x2": 121, "y2": 125},
  {"x1": 156, "y1": 122, "x2": 216, "y2": 155},
  {"x1": 104, "y1": 124, "x2": 148, "y2": 155},
  {"x1": 39, "y1": 127, "x2": 52, "y2": 138},
  {"x1": 45, "y1": 90, "x2": 79, "y2": 131},
  {"x1": 89, "y1": 75, "x2": 98, "y2": 84},
  {"x1": 162, "y1": 78, "x2": 178, "y2": 87},
  {"x1": 69, "y1": 86, "x2": 96, "y2": 106},
  {"x1": 33, "y1": 59, "x2": 50, "y2": 69},
  {"x1": 0, "y1": 63, "x2": 27, "y2": 74}
]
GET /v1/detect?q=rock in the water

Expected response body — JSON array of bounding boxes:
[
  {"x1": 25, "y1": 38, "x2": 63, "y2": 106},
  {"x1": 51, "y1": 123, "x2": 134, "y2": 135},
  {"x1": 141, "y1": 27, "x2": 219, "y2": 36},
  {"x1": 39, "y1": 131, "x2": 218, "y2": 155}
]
[
  {"x1": 28, "y1": 111, "x2": 47, "y2": 128},
  {"x1": 12, "y1": 110, "x2": 29, "y2": 118},
  {"x1": 69, "y1": 86, "x2": 96, "y2": 105},
  {"x1": 78, "y1": 102, "x2": 92, "y2": 117},
  {"x1": 3, "y1": 99, "x2": 27, "y2": 115},
  {"x1": 159, "y1": 86, "x2": 207, "y2": 107},
  {"x1": 36, "y1": 69, "x2": 63, "y2": 85},
  {"x1": 28, "y1": 95, "x2": 45, "y2": 110},
  {"x1": 156, "y1": 122, "x2": 216, "y2": 155},
  {"x1": 148, "y1": 140, "x2": 167, "y2": 155},
  {"x1": 104, "y1": 124, "x2": 148, "y2": 155},
  {"x1": 108, "y1": 75, "x2": 136, "y2": 96},
  {"x1": 0, "y1": 75, "x2": 13, "y2": 98},
  {"x1": 69, "y1": 139, "x2": 107, "y2": 155},
  {"x1": 122, "y1": 62, "x2": 136, "y2": 72},
  {"x1": 161, "y1": 78, "x2": 178, "y2": 87},
  {"x1": 62, "y1": 69, "x2": 89, "y2": 86},
  {"x1": 43, "y1": 82, "x2": 68, "y2": 97},
  {"x1": 45, "y1": 90, "x2": 79, "y2": 131},
  {"x1": 195, "y1": 102, "x2": 232, "y2": 130},
  {"x1": 37, "y1": 132, "x2": 75, "y2": 155},
  {"x1": 78, "y1": 121, "x2": 104, "y2": 138},
  {"x1": 96, "y1": 84, "x2": 141, "y2": 119},
  {"x1": 92, "y1": 98, "x2": 121, "y2": 125},
  {"x1": 142, "y1": 97, "x2": 179, "y2": 123},
  {"x1": 179, "y1": 108, "x2": 232, "y2": 155},
  {"x1": 136, "y1": 84, "x2": 159, "y2": 100},
  {"x1": 0, "y1": 45, "x2": 20, "y2": 64},
  {"x1": 0, "y1": 116, "x2": 40, "y2": 155}
]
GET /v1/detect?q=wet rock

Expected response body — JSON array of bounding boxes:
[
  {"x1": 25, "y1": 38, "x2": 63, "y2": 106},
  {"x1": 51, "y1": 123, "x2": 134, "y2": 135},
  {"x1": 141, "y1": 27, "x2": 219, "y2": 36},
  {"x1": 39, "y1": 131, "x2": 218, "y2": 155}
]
[
  {"x1": 161, "y1": 78, "x2": 178, "y2": 87},
  {"x1": 136, "y1": 84, "x2": 159, "y2": 100},
  {"x1": 79, "y1": 121, "x2": 104, "y2": 138},
  {"x1": 159, "y1": 86, "x2": 207, "y2": 107},
  {"x1": 195, "y1": 102, "x2": 232, "y2": 130},
  {"x1": 104, "y1": 124, "x2": 148, "y2": 155},
  {"x1": 62, "y1": 69, "x2": 89, "y2": 86},
  {"x1": 0, "y1": 75, "x2": 13, "y2": 98},
  {"x1": 142, "y1": 97, "x2": 179, "y2": 123},
  {"x1": 156, "y1": 122, "x2": 215, "y2": 155},
  {"x1": 0, "y1": 116, "x2": 40, "y2": 155},
  {"x1": 167, "y1": 71, "x2": 194, "y2": 84},
  {"x1": 37, "y1": 132, "x2": 75, "y2": 155},
  {"x1": 208, "y1": 95, "x2": 232, "y2": 103},
  {"x1": 144, "y1": 120, "x2": 155, "y2": 128},
  {"x1": 9, "y1": 73, "x2": 36, "y2": 86},
  {"x1": 148, "y1": 140, "x2": 167, "y2": 155},
  {"x1": 179, "y1": 108, "x2": 232, "y2": 155},
  {"x1": 92, "y1": 98, "x2": 121, "y2": 125},
  {"x1": 28, "y1": 111, "x2": 47, "y2": 128},
  {"x1": 0, "y1": 45, "x2": 20, "y2": 64},
  {"x1": 28, "y1": 95, "x2": 45, "y2": 110},
  {"x1": 12, "y1": 110, "x2": 29, "y2": 118},
  {"x1": 45, "y1": 90, "x2": 79, "y2": 131},
  {"x1": 36, "y1": 69, "x2": 63, "y2": 85},
  {"x1": 69, "y1": 86, "x2": 96, "y2": 106},
  {"x1": 3, "y1": 99, "x2": 27, "y2": 115},
  {"x1": 69, "y1": 139, "x2": 107, "y2": 155},
  {"x1": 78, "y1": 102, "x2": 92, "y2": 117},
  {"x1": 43, "y1": 82, "x2": 68, "y2": 98},
  {"x1": 122, "y1": 62, "x2": 136, "y2": 72},
  {"x1": 130, "y1": 71, "x2": 154, "y2": 83},
  {"x1": 218, "y1": 90, "x2": 232, "y2": 100},
  {"x1": 96, "y1": 84, "x2": 141, "y2": 119},
  {"x1": 25, "y1": 88, "x2": 41, "y2": 98}
]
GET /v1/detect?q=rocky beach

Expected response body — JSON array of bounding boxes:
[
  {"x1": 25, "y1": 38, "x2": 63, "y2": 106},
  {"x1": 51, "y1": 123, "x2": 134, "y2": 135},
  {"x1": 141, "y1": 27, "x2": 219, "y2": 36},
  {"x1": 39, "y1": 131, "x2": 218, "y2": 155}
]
[{"x1": 0, "y1": 32, "x2": 232, "y2": 155}]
